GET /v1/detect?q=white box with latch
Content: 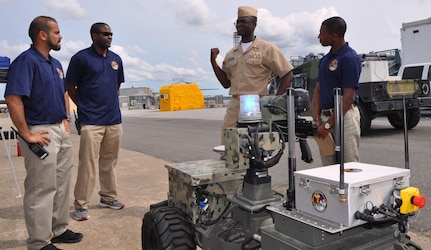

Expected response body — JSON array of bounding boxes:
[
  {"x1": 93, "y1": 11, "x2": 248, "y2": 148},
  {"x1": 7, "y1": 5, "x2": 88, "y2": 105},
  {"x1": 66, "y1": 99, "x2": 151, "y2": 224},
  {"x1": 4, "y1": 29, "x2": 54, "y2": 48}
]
[{"x1": 294, "y1": 162, "x2": 410, "y2": 229}]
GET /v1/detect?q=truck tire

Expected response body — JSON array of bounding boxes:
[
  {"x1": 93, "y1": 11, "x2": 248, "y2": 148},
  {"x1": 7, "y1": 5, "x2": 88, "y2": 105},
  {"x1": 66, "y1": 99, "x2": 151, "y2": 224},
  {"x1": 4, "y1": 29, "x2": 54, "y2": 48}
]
[
  {"x1": 358, "y1": 102, "x2": 372, "y2": 136},
  {"x1": 142, "y1": 206, "x2": 195, "y2": 250},
  {"x1": 387, "y1": 108, "x2": 420, "y2": 130}
]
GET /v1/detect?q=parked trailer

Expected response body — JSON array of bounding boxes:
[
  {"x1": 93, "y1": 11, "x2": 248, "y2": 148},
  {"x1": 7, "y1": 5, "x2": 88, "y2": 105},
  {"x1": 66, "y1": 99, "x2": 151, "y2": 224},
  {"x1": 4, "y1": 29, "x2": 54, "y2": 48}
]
[{"x1": 400, "y1": 17, "x2": 431, "y2": 65}]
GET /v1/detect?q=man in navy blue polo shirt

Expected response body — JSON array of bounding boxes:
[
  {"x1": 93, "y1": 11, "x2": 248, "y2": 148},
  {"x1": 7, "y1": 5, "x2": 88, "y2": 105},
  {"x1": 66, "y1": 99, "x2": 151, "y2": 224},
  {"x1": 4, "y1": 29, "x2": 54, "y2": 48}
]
[
  {"x1": 66, "y1": 22, "x2": 125, "y2": 221},
  {"x1": 5, "y1": 16, "x2": 83, "y2": 250},
  {"x1": 312, "y1": 16, "x2": 361, "y2": 166}
]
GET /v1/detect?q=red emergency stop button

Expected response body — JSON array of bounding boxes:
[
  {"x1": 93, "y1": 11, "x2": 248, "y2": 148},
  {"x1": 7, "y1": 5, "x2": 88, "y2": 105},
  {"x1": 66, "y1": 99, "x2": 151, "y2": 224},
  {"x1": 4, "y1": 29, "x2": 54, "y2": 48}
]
[{"x1": 412, "y1": 195, "x2": 426, "y2": 208}]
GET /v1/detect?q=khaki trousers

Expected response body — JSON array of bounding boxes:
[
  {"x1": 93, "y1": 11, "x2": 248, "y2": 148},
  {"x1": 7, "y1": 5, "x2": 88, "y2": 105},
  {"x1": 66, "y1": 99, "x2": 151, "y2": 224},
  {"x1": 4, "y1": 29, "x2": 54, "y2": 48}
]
[
  {"x1": 74, "y1": 124, "x2": 123, "y2": 209},
  {"x1": 320, "y1": 105, "x2": 361, "y2": 166},
  {"x1": 22, "y1": 123, "x2": 73, "y2": 250}
]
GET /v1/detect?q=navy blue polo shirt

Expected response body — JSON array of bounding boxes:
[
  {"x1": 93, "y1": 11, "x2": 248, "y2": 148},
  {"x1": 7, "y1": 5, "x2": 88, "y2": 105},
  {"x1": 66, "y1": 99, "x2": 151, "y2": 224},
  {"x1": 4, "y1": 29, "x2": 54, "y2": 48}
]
[
  {"x1": 66, "y1": 46, "x2": 124, "y2": 125},
  {"x1": 317, "y1": 42, "x2": 361, "y2": 109},
  {"x1": 5, "y1": 45, "x2": 67, "y2": 125}
]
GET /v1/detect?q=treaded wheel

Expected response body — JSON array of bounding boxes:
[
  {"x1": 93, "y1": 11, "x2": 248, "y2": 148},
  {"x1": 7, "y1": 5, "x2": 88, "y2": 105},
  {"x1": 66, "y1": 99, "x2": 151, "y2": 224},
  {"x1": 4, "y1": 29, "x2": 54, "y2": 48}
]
[
  {"x1": 142, "y1": 206, "x2": 195, "y2": 250},
  {"x1": 388, "y1": 108, "x2": 420, "y2": 130}
]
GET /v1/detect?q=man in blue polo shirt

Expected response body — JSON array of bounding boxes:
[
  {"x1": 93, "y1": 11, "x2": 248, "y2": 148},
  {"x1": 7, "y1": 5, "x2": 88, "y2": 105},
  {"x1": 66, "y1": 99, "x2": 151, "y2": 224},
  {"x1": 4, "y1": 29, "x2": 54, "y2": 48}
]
[
  {"x1": 66, "y1": 22, "x2": 125, "y2": 221},
  {"x1": 5, "y1": 16, "x2": 83, "y2": 250},
  {"x1": 312, "y1": 16, "x2": 361, "y2": 166}
]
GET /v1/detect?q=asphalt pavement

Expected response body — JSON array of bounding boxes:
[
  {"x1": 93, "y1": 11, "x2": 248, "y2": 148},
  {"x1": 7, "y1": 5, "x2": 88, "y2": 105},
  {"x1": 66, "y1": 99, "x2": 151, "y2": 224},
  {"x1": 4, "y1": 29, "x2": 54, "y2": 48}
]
[
  {"x1": 1, "y1": 109, "x2": 430, "y2": 249},
  {"x1": 0, "y1": 117, "x2": 170, "y2": 250}
]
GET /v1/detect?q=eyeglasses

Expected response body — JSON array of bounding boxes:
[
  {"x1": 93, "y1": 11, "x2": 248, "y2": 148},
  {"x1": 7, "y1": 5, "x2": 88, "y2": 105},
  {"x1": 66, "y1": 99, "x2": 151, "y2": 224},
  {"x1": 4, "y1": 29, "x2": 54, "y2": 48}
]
[{"x1": 95, "y1": 32, "x2": 113, "y2": 36}]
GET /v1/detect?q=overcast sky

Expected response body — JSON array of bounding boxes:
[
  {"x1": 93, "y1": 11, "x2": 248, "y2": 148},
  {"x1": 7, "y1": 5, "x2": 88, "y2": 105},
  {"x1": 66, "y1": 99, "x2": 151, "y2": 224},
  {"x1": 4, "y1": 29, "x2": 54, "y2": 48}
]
[{"x1": 1, "y1": 0, "x2": 431, "y2": 98}]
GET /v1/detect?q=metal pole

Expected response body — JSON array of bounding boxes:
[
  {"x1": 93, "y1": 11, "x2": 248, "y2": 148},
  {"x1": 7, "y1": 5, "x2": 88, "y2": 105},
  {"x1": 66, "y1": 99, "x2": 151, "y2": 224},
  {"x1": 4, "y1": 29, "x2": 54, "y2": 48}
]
[
  {"x1": 334, "y1": 88, "x2": 343, "y2": 165},
  {"x1": 333, "y1": 88, "x2": 345, "y2": 201},
  {"x1": 403, "y1": 97, "x2": 409, "y2": 169},
  {"x1": 0, "y1": 125, "x2": 22, "y2": 198},
  {"x1": 285, "y1": 88, "x2": 296, "y2": 210}
]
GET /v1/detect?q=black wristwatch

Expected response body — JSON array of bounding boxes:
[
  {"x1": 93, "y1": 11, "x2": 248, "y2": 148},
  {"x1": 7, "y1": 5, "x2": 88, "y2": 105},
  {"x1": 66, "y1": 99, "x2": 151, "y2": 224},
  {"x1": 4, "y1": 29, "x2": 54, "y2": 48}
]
[{"x1": 66, "y1": 116, "x2": 72, "y2": 122}]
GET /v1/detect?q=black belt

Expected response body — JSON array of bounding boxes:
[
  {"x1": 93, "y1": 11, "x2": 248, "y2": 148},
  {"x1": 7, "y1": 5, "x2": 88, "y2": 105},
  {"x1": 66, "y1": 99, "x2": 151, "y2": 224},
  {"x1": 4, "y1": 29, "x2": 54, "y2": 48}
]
[
  {"x1": 321, "y1": 103, "x2": 357, "y2": 117},
  {"x1": 321, "y1": 109, "x2": 333, "y2": 116}
]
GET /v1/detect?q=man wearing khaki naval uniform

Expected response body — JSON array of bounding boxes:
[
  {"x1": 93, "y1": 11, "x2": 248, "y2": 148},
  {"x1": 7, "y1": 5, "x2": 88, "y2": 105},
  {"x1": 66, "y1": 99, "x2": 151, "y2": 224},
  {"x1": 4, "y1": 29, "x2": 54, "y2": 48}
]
[{"x1": 210, "y1": 6, "x2": 294, "y2": 143}]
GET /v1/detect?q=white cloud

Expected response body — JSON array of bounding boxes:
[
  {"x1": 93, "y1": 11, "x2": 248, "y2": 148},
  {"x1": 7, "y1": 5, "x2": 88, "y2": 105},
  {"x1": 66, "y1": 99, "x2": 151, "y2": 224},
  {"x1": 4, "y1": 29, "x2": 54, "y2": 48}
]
[
  {"x1": 125, "y1": 45, "x2": 148, "y2": 57},
  {"x1": 45, "y1": 0, "x2": 87, "y2": 19},
  {"x1": 110, "y1": 45, "x2": 208, "y2": 84},
  {"x1": 256, "y1": 7, "x2": 338, "y2": 58},
  {"x1": 0, "y1": 40, "x2": 30, "y2": 60},
  {"x1": 0, "y1": 38, "x2": 208, "y2": 95},
  {"x1": 2, "y1": 0, "x2": 431, "y2": 98},
  {"x1": 168, "y1": 0, "x2": 216, "y2": 25},
  {"x1": 60, "y1": 40, "x2": 87, "y2": 57}
]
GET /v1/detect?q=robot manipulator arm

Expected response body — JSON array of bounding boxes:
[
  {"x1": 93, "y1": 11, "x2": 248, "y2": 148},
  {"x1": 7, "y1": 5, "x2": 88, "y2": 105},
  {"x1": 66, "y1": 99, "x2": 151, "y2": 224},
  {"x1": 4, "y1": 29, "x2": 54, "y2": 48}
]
[
  {"x1": 259, "y1": 89, "x2": 317, "y2": 163},
  {"x1": 238, "y1": 122, "x2": 285, "y2": 169},
  {"x1": 224, "y1": 89, "x2": 316, "y2": 170}
]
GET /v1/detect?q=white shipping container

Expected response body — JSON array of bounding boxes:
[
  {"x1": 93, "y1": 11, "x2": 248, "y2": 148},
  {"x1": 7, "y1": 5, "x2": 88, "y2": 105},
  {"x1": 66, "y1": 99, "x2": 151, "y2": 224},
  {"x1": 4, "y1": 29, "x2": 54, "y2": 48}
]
[{"x1": 401, "y1": 17, "x2": 431, "y2": 65}]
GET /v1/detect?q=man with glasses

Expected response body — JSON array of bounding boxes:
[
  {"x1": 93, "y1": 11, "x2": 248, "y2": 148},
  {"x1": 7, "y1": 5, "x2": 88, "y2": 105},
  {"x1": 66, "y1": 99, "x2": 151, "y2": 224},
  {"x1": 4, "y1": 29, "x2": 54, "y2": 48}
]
[
  {"x1": 66, "y1": 22, "x2": 125, "y2": 221},
  {"x1": 210, "y1": 6, "x2": 294, "y2": 143}
]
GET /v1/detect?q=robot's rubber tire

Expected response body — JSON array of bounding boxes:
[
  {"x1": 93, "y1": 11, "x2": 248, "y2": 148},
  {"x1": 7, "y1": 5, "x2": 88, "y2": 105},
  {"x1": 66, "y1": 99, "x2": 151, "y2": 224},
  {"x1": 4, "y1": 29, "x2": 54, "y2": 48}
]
[{"x1": 142, "y1": 206, "x2": 195, "y2": 250}]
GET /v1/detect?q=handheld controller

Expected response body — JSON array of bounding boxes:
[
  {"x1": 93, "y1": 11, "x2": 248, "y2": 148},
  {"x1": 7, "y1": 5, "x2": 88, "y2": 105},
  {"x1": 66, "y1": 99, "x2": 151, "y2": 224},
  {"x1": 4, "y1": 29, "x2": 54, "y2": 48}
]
[{"x1": 11, "y1": 127, "x2": 49, "y2": 160}]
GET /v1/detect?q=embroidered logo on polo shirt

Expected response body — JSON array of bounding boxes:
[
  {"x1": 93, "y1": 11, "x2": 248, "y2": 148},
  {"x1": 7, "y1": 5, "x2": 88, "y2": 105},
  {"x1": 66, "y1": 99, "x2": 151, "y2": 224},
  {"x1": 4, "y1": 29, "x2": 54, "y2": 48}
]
[
  {"x1": 111, "y1": 61, "x2": 119, "y2": 70},
  {"x1": 249, "y1": 52, "x2": 262, "y2": 59},
  {"x1": 56, "y1": 68, "x2": 64, "y2": 79},
  {"x1": 329, "y1": 59, "x2": 338, "y2": 71}
]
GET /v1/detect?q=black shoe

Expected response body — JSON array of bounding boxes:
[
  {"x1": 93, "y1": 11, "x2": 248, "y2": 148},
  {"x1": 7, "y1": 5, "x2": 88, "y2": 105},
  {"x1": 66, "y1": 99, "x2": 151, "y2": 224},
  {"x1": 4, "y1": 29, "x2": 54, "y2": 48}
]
[
  {"x1": 40, "y1": 243, "x2": 62, "y2": 250},
  {"x1": 51, "y1": 229, "x2": 83, "y2": 244}
]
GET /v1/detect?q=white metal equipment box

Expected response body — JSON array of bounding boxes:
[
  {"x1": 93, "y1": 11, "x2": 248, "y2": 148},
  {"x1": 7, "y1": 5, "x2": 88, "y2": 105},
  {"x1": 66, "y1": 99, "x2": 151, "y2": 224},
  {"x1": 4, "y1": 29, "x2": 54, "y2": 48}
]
[
  {"x1": 359, "y1": 60, "x2": 400, "y2": 83},
  {"x1": 294, "y1": 162, "x2": 410, "y2": 229}
]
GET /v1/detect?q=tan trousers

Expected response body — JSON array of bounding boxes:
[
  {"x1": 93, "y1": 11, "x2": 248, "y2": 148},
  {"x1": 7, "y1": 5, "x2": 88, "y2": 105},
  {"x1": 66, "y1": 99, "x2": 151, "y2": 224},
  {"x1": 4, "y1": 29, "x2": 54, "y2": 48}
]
[
  {"x1": 221, "y1": 97, "x2": 240, "y2": 144},
  {"x1": 22, "y1": 123, "x2": 73, "y2": 250},
  {"x1": 320, "y1": 105, "x2": 361, "y2": 166},
  {"x1": 74, "y1": 124, "x2": 123, "y2": 209}
]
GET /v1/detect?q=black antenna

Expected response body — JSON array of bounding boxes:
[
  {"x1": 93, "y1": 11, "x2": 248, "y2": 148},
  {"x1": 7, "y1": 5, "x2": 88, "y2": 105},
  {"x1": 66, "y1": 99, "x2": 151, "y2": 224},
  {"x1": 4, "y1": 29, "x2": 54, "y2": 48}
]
[{"x1": 73, "y1": 110, "x2": 81, "y2": 135}]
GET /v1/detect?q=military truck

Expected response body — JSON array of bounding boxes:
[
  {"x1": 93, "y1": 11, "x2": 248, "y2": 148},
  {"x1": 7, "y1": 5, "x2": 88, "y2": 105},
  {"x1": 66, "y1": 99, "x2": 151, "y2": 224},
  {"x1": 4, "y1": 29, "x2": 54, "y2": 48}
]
[
  {"x1": 288, "y1": 50, "x2": 426, "y2": 135},
  {"x1": 398, "y1": 62, "x2": 431, "y2": 108}
]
